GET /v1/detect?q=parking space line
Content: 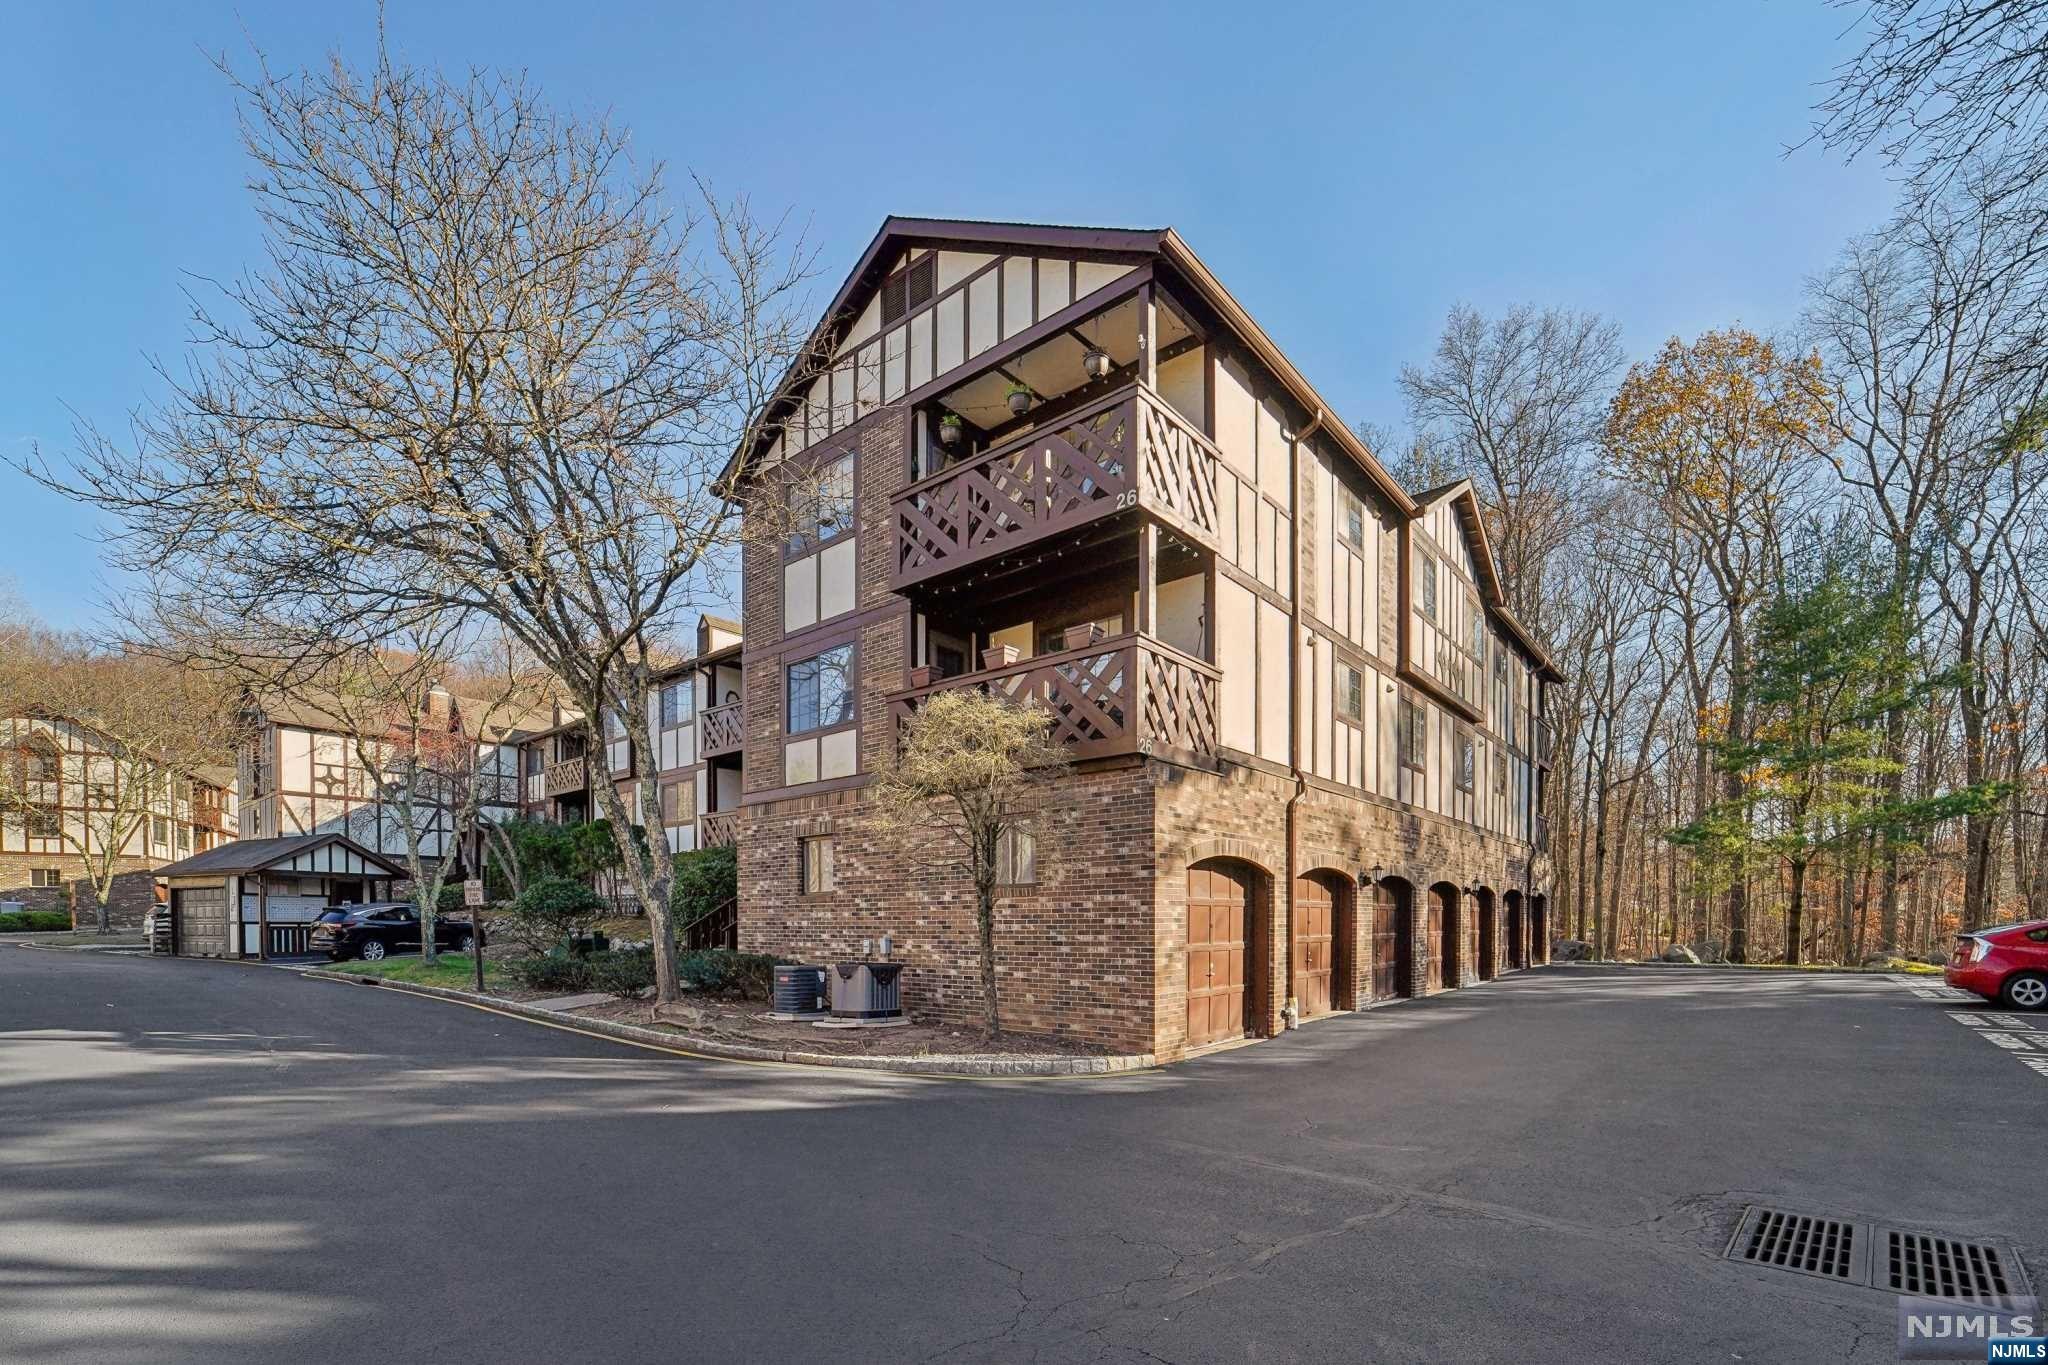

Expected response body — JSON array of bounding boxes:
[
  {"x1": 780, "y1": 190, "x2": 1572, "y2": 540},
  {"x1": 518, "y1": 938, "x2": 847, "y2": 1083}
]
[{"x1": 1897, "y1": 977, "x2": 2048, "y2": 1087}]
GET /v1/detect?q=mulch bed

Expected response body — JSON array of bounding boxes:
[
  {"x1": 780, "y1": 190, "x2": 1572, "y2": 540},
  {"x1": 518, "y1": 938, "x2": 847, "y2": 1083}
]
[{"x1": 571, "y1": 994, "x2": 1113, "y2": 1060}]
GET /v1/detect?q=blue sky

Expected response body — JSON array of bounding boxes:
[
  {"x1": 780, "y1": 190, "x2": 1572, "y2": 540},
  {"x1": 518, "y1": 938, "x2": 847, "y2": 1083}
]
[{"x1": 0, "y1": 1, "x2": 1897, "y2": 629}]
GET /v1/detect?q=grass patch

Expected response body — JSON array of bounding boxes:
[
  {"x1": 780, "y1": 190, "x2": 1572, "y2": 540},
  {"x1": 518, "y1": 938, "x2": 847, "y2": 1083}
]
[{"x1": 309, "y1": 953, "x2": 509, "y2": 990}]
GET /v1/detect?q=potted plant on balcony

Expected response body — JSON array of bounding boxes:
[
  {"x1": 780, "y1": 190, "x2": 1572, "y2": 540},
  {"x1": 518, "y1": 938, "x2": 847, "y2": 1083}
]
[
  {"x1": 937, "y1": 412, "x2": 963, "y2": 447},
  {"x1": 1004, "y1": 381, "x2": 1032, "y2": 418}
]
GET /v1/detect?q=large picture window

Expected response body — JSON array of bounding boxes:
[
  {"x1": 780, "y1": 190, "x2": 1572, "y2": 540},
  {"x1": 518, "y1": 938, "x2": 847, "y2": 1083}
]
[{"x1": 786, "y1": 645, "x2": 855, "y2": 735}]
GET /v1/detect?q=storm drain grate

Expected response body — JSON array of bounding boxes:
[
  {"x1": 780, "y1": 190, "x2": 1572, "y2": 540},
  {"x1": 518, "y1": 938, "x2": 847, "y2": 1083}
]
[
  {"x1": 1730, "y1": 1207, "x2": 1862, "y2": 1283},
  {"x1": 1881, "y1": 1228, "x2": 2021, "y2": 1304}
]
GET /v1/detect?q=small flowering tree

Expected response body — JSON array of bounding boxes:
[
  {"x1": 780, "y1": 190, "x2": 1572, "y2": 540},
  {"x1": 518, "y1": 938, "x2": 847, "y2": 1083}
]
[{"x1": 868, "y1": 690, "x2": 1070, "y2": 1038}]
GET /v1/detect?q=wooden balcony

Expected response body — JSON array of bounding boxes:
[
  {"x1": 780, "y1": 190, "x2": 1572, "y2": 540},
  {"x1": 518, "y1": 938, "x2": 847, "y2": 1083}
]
[
  {"x1": 887, "y1": 632, "x2": 1221, "y2": 766},
  {"x1": 699, "y1": 702, "x2": 743, "y2": 759},
  {"x1": 892, "y1": 384, "x2": 1221, "y2": 591},
  {"x1": 699, "y1": 810, "x2": 740, "y2": 848},
  {"x1": 543, "y1": 756, "x2": 587, "y2": 798}
]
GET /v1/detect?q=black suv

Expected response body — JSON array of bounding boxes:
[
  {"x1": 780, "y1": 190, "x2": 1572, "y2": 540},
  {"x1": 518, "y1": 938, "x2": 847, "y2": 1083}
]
[{"x1": 309, "y1": 903, "x2": 476, "y2": 961}]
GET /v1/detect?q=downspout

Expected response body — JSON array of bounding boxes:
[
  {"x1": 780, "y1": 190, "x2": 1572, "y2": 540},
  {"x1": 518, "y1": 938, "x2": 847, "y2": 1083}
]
[{"x1": 1282, "y1": 406, "x2": 1325, "y2": 1030}]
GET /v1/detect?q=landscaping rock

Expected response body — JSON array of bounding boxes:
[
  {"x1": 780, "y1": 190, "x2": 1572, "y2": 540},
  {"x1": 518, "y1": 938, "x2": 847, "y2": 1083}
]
[
  {"x1": 1552, "y1": 939, "x2": 1592, "y2": 961},
  {"x1": 1689, "y1": 939, "x2": 1727, "y2": 963},
  {"x1": 1660, "y1": 944, "x2": 1701, "y2": 964}
]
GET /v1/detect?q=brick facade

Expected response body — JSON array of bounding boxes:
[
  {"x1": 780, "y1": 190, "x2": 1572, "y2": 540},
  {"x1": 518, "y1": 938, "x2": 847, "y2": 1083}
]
[
  {"x1": 740, "y1": 755, "x2": 1551, "y2": 1060},
  {"x1": 0, "y1": 853, "x2": 160, "y2": 929}
]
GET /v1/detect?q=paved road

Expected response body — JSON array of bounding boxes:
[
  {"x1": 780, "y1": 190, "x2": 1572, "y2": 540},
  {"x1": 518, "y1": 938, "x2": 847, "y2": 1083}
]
[{"x1": 2, "y1": 949, "x2": 2040, "y2": 1364}]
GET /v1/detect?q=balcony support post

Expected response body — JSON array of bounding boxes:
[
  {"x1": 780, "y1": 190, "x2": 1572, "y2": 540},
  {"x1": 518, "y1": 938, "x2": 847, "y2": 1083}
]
[
  {"x1": 1138, "y1": 284, "x2": 1157, "y2": 389},
  {"x1": 1136, "y1": 520, "x2": 1158, "y2": 638}
]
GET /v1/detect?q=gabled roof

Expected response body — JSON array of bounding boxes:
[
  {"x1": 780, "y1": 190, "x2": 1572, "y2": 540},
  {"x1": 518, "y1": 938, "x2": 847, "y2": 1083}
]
[
  {"x1": 152, "y1": 833, "x2": 403, "y2": 880},
  {"x1": 1410, "y1": 478, "x2": 1561, "y2": 681},
  {"x1": 727, "y1": 216, "x2": 1415, "y2": 513}
]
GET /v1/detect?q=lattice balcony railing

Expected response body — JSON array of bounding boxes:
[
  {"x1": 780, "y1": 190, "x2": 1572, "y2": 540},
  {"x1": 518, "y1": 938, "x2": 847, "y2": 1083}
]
[
  {"x1": 542, "y1": 756, "x2": 587, "y2": 798},
  {"x1": 698, "y1": 810, "x2": 741, "y2": 848},
  {"x1": 887, "y1": 632, "x2": 1220, "y2": 766},
  {"x1": 699, "y1": 702, "x2": 744, "y2": 758},
  {"x1": 892, "y1": 385, "x2": 1220, "y2": 590}
]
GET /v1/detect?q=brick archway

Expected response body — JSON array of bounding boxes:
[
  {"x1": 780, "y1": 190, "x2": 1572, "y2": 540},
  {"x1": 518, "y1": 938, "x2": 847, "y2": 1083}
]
[{"x1": 1505, "y1": 889, "x2": 1525, "y2": 969}]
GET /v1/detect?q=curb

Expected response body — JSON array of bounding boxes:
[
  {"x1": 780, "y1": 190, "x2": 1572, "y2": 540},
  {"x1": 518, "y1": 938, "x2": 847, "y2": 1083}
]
[
  {"x1": 303, "y1": 970, "x2": 1158, "y2": 1078},
  {"x1": 1558, "y1": 959, "x2": 1941, "y2": 978}
]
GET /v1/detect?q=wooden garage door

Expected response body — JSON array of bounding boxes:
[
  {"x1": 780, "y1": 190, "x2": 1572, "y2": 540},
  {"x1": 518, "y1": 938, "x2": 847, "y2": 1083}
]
[
  {"x1": 174, "y1": 886, "x2": 228, "y2": 958},
  {"x1": 1477, "y1": 897, "x2": 1495, "y2": 980},
  {"x1": 1293, "y1": 875, "x2": 1334, "y2": 1018},
  {"x1": 1187, "y1": 865, "x2": 1251, "y2": 1048},
  {"x1": 1371, "y1": 882, "x2": 1407, "y2": 1000},
  {"x1": 1428, "y1": 888, "x2": 1452, "y2": 990}
]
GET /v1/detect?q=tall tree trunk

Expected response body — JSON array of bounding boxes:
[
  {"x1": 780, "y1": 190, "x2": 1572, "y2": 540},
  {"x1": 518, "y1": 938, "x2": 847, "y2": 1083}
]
[
  {"x1": 1785, "y1": 859, "x2": 1807, "y2": 966},
  {"x1": 976, "y1": 877, "x2": 1000, "y2": 1038},
  {"x1": 1724, "y1": 618, "x2": 1752, "y2": 964}
]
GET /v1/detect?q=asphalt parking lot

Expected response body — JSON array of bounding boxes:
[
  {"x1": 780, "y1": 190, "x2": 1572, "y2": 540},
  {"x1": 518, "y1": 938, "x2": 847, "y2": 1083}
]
[{"x1": 2, "y1": 947, "x2": 2041, "y2": 1363}]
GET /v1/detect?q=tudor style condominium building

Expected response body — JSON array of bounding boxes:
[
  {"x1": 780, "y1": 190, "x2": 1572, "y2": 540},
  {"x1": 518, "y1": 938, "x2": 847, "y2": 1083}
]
[
  {"x1": 517, "y1": 616, "x2": 746, "y2": 855},
  {"x1": 729, "y1": 218, "x2": 1558, "y2": 1060},
  {"x1": 1, "y1": 714, "x2": 237, "y2": 927}
]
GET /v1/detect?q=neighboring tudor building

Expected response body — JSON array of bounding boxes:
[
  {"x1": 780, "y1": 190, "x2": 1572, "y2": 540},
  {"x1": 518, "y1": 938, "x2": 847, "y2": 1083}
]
[
  {"x1": 237, "y1": 687, "x2": 532, "y2": 865},
  {"x1": 518, "y1": 616, "x2": 746, "y2": 855},
  {"x1": 1, "y1": 714, "x2": 238, "y2": 928},
  {"x1": 726, "y1": 218, "x2": 1561, "y2": 1060}
]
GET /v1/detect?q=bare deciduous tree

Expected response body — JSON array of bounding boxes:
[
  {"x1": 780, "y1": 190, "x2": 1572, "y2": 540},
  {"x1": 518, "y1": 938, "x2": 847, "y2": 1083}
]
[
  {"x1": 32, "y1": 39, "x2": 810, "y2": 1001},
  {"x1": 1400, "y1": 304, "x2": 1624, "y2": 637}
]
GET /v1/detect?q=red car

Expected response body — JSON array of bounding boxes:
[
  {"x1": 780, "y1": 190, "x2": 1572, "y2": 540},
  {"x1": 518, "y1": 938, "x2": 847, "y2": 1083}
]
[{"x1": 1945, "y1": 920, "x2": 2048, "y2": 1010}]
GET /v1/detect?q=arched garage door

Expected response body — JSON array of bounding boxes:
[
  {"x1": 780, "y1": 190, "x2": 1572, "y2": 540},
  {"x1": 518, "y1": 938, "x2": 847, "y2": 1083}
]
[
  {"x1": 1293, "y1": 874, "x2": 1335, "y2": 1018},
  {"x1": 1187, "y1": 862, "x2": 1254, "y2": 1048}
]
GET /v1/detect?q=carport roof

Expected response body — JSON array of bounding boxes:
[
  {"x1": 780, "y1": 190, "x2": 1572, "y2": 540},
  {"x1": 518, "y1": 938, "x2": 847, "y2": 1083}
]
[{"x1": 152, "y1": 834, "x2": 404, "y2": 880}]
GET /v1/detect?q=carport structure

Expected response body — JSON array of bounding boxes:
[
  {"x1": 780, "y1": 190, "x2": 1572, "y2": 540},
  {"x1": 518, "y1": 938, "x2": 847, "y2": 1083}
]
[{"x1": 154, "y1": 834, "x2": 403, "y2": 960}]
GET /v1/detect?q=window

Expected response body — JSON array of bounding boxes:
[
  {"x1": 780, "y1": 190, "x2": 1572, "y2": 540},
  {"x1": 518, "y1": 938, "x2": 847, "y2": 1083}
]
[
  {"x1": 1469, "y1": 594, "x2": 1486, "y2": 658},
  {"x1": 997, "y1": 827, "x2": 1037, "y2": 885},
  {"x1": 176, "y1": 823, "x2": 191, "y2": 851},
  {"x1": 1339, "y1": 664, "x2": 1364, "y2": 721},
  {"x1": 659, "y1": 778, "x2": 693, "y2": 827},
  {"x1": 21, "y1": 746, "x2": 59, "y2": 782},
  {"x1": 27, "y1": 808, "x2": 59, "y2": 838},
  {"x1": 152, "y1": 816, "x2": 170, "y2": 846},
  {"x1": 1494, "y1": 647, "x2": 1509, "y2": 685},
  {"x1": 1399, "y1": 700, "x2": 1426, "y2": 771},
  {"x1": 1455, "y1": 728, "x2": 1476, "y2": 793},
  {"x1": 1419, "y1": 553, "x2": 1438, "y2": 621},
  {"x1": 1494, "y1": 751, "x2": 1509, "y2": 797},
  {"x1": 659, "y1": 679, "x2": 694, "y2": 729},
  {"x1": 30, "y1": 867, "x2": 63, "y2": 887},
  {"x1": 800, "y1": 836, "x2": 836, "y2": 894},
  {"x1": 786, "y1": 645, "x2": 855, "y2": 735},
  {"x1": 1339, "y1": 485, "x2": 1367, "y2": 550},
  {"x1": 786, "y1": 452, "x2": 855, "y2": 553}
]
